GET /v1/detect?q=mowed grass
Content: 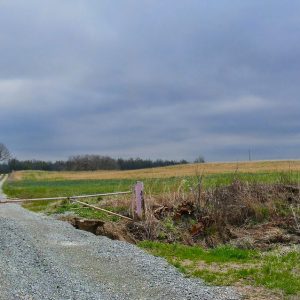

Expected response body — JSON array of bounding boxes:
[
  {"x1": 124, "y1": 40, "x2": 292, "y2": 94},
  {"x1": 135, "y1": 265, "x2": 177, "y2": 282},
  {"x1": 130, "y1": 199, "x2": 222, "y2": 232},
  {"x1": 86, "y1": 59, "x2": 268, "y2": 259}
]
[
  {"x1": 4, "y1": 178, "x2": 135, "y2": 199},
  {"x1": 4, "y1": 168, "x2": 300, "y2": 199},
  {"x1": 139, "y1": 241, "x2": 300, "y2": 297},
  {"x1": 22, "y1": 198, "x2": 126, "y2": 222}
]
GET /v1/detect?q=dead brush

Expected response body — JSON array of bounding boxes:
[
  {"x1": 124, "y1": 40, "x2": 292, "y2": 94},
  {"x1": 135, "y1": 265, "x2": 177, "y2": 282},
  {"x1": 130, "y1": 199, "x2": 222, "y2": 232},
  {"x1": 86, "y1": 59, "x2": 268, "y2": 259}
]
[
  {"x1": 143, "y1": 196, "x2": 162, "y2": 240},
  {"x1": 141, "y1": 179, "x2": 300, "y2": 245},
  {"x1": 203, "y1": 181, "x2": 291, "y2": 226}
]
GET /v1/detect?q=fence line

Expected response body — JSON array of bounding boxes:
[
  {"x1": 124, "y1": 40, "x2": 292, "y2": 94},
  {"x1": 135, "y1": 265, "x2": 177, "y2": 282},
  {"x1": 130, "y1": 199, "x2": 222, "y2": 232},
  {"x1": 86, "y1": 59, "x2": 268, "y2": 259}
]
[
  {"x1": 1, "y1": 191, "x2": 132, "y2": 203},
  {"x1": 1, "y1": 181, "x2": 145, "y2": 221},
  {"x1": 73, "y1": 200, "x2": 133, "y2": 221}
]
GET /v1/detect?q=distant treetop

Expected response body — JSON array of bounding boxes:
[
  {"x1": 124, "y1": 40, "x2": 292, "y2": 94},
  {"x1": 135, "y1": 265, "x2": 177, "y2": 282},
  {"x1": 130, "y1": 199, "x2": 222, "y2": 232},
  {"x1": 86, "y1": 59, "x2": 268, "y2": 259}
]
[
  {"x1": 194, "y1": 155, "x2": 205, "y2": 163},
  {"x1": 0, "y1": 155, "x2": 189, "y2": 172}
]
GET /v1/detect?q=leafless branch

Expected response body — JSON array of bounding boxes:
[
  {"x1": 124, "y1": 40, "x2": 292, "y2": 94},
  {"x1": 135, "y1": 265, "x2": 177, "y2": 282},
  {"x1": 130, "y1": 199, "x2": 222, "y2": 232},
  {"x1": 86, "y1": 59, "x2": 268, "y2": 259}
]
[{"x1": 0, "y1": 143, "x2": 11, "y2": 162}]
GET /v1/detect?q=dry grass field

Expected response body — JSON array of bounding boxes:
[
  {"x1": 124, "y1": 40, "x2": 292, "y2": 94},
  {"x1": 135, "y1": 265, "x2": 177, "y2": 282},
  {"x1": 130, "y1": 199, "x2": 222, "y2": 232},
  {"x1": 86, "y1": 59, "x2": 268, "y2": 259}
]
[{"x1": 10, "y1": 160, "x2": 300, "y2": 181}]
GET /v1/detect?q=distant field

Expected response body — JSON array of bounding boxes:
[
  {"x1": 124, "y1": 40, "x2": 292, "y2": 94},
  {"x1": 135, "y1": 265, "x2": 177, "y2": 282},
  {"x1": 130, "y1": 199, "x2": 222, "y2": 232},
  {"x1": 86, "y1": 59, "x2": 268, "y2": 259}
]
[
  {"x1": 10, "y1": 160, "x2": 300, "y2": 181},
  {"x1": 4, "y1": 160, "x2": 300, "y2": 199}
]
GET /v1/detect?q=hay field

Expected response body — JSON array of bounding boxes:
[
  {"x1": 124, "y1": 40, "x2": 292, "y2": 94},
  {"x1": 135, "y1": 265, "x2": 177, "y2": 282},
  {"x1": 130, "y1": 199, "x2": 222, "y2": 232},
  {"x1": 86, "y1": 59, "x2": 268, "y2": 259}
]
[{"x1": 10, "y1": 160, "x2": 300, "y2": 181}]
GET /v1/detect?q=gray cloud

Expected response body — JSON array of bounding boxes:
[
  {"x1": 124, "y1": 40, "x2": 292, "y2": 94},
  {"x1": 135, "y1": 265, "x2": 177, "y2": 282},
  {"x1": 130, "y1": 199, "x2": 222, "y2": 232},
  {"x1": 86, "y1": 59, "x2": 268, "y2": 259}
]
[{"x1": 0, "y1": 0, "x2": 299, "y2": 161}]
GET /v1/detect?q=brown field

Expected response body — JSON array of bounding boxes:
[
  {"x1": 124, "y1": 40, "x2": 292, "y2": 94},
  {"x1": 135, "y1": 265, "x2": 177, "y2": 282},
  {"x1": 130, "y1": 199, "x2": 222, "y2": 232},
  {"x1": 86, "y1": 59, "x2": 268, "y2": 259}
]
[{"x1": 11, "y1": 160, "x2": 300, "y2": 181}]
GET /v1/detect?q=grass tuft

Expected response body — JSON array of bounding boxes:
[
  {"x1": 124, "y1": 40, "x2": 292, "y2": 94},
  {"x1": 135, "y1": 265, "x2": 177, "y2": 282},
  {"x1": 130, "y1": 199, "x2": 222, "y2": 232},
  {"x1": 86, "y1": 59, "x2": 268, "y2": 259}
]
[{"x1": 138, "y1": 241, "x2": 258, "y2": 263}]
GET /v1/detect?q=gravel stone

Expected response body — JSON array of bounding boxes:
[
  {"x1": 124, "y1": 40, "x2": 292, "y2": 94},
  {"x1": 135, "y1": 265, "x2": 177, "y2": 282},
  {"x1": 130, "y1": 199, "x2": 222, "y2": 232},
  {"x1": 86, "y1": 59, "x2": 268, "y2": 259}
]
[{"x1": 0, "y1": 204, "x2": 240, "y2": 300}]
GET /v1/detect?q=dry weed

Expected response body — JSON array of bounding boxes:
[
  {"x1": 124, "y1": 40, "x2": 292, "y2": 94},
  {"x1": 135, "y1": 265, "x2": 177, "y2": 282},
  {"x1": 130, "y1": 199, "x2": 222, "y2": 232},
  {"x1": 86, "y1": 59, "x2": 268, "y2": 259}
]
[{"x1": 141, "y1": 180, "x2": 300, "y2": 246}]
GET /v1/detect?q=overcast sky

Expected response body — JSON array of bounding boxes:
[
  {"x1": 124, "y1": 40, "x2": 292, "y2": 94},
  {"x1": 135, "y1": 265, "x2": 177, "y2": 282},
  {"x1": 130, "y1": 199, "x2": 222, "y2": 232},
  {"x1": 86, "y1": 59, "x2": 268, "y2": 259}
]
[{"x1": 0, "y1": 0, "x2": 299, "y2": 162}]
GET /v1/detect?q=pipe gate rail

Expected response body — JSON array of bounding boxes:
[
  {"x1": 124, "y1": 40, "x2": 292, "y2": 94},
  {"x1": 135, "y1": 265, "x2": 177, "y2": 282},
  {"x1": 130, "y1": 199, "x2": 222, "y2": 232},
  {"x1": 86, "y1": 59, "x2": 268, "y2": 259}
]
[{"x1": 0, "y1": 180, "x2": 145, "y2": 221}]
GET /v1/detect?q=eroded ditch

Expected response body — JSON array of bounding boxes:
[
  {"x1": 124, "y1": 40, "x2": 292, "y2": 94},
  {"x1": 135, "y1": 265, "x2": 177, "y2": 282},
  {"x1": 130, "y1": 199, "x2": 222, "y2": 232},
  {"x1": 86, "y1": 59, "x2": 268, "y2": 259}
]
[{"x1": 58, "y1": 216, "x2": 139, "y2": 244}]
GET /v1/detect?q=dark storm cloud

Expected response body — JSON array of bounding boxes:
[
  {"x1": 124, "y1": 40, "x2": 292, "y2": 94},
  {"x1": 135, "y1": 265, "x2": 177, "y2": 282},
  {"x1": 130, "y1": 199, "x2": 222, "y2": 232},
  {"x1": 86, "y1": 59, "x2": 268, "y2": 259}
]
[{"x1": 0, "y1": 0, "x2": 299, "y2": 161}]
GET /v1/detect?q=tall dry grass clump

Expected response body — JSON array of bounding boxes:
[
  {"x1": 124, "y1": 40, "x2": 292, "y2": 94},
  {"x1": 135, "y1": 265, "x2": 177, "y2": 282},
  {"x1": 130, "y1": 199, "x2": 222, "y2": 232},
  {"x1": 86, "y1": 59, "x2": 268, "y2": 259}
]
[{"x1": 138, "y1": 177, "x2": 300, "y2": 247}]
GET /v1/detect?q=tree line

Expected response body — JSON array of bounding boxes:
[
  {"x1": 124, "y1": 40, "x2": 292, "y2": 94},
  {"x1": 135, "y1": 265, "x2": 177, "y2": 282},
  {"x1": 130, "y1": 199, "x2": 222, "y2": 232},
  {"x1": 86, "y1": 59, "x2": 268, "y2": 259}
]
[{"x1": 0, "y1": 155, "x2": 189, "y2": 172}]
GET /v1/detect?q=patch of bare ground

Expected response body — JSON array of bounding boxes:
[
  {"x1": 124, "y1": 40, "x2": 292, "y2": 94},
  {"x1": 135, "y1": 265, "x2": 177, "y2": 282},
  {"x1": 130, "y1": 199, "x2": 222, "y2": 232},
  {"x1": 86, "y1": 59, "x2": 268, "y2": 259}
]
[
  {"x1": 58, "y1": 216, "x2": 137, "y2": 243},
  {"x1": 235, "y1": 284, "x2": 284, "y2": 300},
  {"x1": 196, "y1": 261, "x2": 261, "y2": 273},
  {"x1": 180, "y1": 260, "x2": 283, "y2": 300},
  {"x1": 230, "y1": 222, "x2": 300, "y2": 251}
]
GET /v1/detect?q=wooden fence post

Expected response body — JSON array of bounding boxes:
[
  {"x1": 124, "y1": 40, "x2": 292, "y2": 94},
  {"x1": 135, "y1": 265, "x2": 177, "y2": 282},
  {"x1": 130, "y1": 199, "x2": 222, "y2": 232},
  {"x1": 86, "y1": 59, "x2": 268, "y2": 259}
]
[{"x1": 132, "y1": 181, "x2": 144, "y2": 220}]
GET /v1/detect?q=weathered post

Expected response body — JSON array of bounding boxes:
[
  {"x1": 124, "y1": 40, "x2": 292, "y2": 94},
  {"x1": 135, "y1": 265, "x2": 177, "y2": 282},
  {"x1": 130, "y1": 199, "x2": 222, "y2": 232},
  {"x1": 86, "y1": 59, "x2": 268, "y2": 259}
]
[{"x1": 132, "y1": 181, "x2": 144, "y2": 220}]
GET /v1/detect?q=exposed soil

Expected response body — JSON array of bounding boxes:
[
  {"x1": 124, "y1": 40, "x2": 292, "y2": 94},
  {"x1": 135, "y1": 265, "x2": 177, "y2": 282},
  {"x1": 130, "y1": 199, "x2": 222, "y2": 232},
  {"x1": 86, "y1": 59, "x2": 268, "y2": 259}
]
[
  {"x1": 234, "y1": 285, "x2": 284, "y2": 300},
  {"x1": 58, "y1": 215, "x2": 300, "y2": 252},
  {"x1": 59, "y1": 216, "x2": 137, "y2": 244},
  {"x1": 230, "y1": 221, "x2": 300, "y2": 250}
]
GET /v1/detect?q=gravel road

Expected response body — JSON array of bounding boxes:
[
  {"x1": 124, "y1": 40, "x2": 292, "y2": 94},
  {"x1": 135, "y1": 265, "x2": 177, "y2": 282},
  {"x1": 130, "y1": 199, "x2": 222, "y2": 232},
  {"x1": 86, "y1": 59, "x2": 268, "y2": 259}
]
[
  {"x1": 0, "y1": 174, "x2": 8, "y2": 201},
  {"x1": 0, "y1": 203, "x2": 240, "y2": 300}
]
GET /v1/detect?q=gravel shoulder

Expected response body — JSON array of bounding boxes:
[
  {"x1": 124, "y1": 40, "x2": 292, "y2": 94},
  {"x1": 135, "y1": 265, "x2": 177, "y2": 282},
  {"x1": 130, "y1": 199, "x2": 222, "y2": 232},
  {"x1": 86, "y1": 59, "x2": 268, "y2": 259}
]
[{"x1": 0, "y1": 204, "x2": 240, "y2": 300}]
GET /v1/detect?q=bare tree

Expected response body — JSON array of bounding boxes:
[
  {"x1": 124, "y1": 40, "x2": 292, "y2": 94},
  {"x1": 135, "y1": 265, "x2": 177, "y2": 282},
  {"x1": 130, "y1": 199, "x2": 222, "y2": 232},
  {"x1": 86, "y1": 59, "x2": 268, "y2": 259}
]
[
  {"x1": 0, "y1": 143, "x2": 11, "y2": 162},
  {"x1": 194, "y1": 155, "x2": 205, "y2": 163}
]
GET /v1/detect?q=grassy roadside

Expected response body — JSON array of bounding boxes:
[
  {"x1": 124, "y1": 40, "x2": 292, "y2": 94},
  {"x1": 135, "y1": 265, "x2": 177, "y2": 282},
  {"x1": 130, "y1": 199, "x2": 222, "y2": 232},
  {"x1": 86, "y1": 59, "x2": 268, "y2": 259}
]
[
  {"x1": 4, "y1": 178, "x2": 135, "y2": 199},
  {"x1": 22, "y1": 199, "x2": 125, "y2": 222},
  {"x1": 4, "y1": 169, "x2": 300, "y2": 298},
  {"x1": 139, "y1": 241, "x2": 300, "y2": 298}
]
